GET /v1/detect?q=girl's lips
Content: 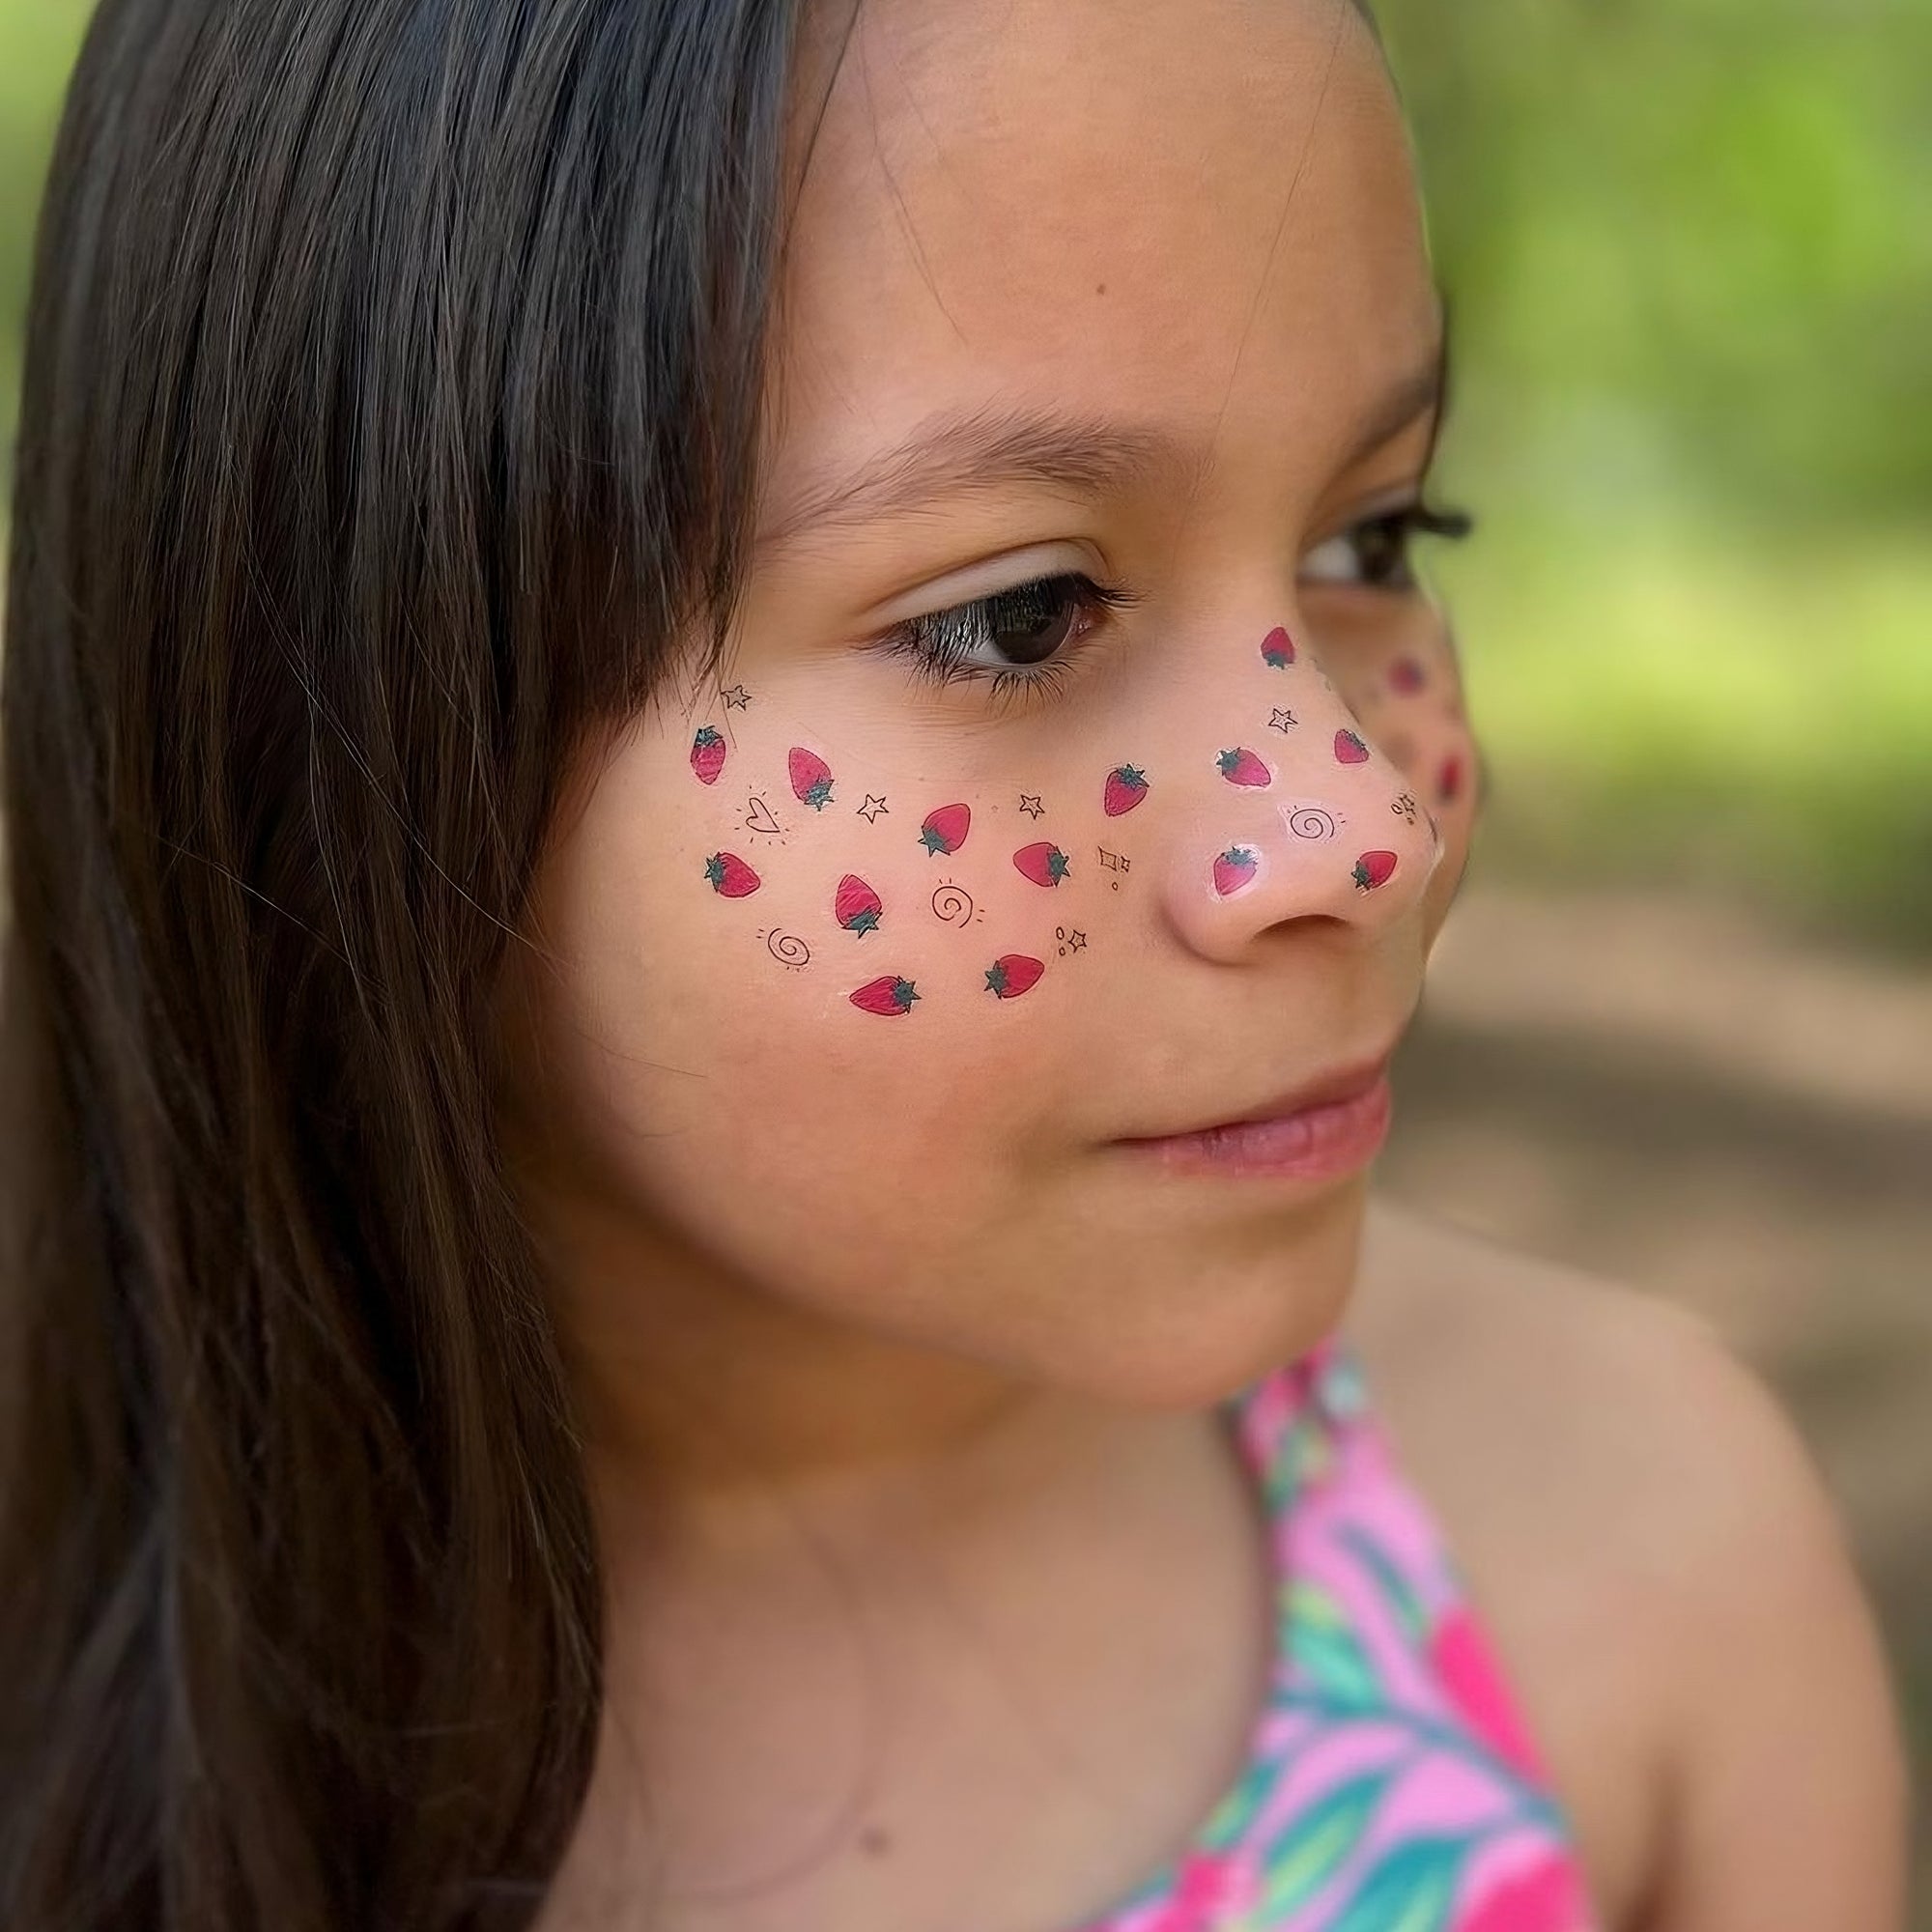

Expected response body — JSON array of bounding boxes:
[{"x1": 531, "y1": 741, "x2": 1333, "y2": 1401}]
[{"x1": 1118, "y1": 1072, "x2": 1393, "y2": 1181}]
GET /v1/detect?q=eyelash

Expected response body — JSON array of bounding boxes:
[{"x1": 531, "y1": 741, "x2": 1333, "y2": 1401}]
[{"x1": 876, "y1": 498, "x2": 1476, "y2": 714}]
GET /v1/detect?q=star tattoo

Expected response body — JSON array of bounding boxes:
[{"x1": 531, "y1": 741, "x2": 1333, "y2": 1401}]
[
  {"x1": 857, "y1": 794, "x2": 890, "y2": 823},
  {"x1": 721, "y1": 683, "x2": 752, "y2": 709},
  {"x1": 1018, "y1": 794, "x2": 1045, "y2": 819},
  {"x1": 1268, "y1": 708, "x2": 1297, "y2": 732}
]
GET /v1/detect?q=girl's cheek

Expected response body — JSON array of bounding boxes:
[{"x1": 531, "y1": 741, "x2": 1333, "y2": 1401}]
[{"x1": 1322, "y1": 621, "x2": 1483, "y2": 942}]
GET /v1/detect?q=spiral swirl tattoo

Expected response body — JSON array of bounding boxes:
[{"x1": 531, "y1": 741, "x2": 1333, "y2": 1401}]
[
  {"x1": 1288, "y1": 806, "x2": 1339, "y2": 841},
  {"x1": 929, "y1": 884, "x2": 975, "y2": 927}
]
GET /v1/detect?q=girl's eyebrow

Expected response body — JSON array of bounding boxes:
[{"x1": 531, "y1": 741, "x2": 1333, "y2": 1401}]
[{"x1": 753, "y1": 307, "x2": 1449, "y2": 563}]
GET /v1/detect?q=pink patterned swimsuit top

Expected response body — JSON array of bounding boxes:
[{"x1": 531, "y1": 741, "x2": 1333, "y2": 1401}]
[{"x1": 1068, "y1": 1331, "x2": 1601, "y2": 1932}]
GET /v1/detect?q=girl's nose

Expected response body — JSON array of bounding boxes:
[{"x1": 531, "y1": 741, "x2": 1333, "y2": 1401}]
[{"x1": 1152, "y1": 673, "x2": 1443, "y2": 964}]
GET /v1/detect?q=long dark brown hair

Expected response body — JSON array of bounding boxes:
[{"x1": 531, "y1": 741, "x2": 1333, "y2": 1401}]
[{"x1": 0, "y1": 0, "x2": 851, "y2": 1923}]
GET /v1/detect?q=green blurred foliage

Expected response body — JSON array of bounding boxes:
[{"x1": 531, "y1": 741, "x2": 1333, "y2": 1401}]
[
  {"x1": 1, "y1": 0, "x2": 1927, "y2": 945},
  {"x1": 1374, "y1": 0, "x2": 1932, "y2": 952}
]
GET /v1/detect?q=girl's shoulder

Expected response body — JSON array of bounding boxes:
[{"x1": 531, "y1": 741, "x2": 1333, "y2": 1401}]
[{"x1": 1341, "y1": 1193, "x2": 1910, "y2": 1931}]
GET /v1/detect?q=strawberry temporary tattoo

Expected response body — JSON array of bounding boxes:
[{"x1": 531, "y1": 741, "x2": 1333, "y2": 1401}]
[
  {"x1": 1437, "y1": 753, "x2": 1464, "y2": 804},
  {"x1": 850, "y1": 975, "x2": 920, "y2": 1016},
  {"x1": 984, "y1": 954, "x2": 1045, "y2": 1000},
  {"x1": 835, "y1": 873, "x2": 883, "y2": 936},
  {"x1": 1212, "y1": 845, "x2": 1260, "y2": 897},
  {"x1": 1102, "y1": 765, "x2": 1150, "y2": 815},
  {"x1": 1055, "y1": 925, "x2": 1088, "y2": 955},
  {"x1": 760, "y1": 928, "x2": 810, "y2": 968},
  {"x1": 1388, "y1": 655, "x2": 1426, "y2": 695},
  {"x1": 929, "y1": 883, "x2": 978, "y2": 927},
  {"x1": 788, "y1": 747, "x2": 835, "y2": 811},
  {"x1": 1334, "y1": 728, "x2": 1370, "y2": 765},
  {"x1": 690, "y1": 725, "x2": 726, "y2": 786},
  {"x1": 1216, "y1": 747, "x2": 1271, "y2": 787},
  {"x1": 703, "y1": 851, "x2": 761, "y2": 897},
  {"x1": 1352, "y1": 850, "x2": 1399, "y2": 893},
  {"x1": 1013, "y1": 841, "x2": 1072, "y2": 887},
  {"x1": 920, "y1": 802, "x2": 971, "y2": 855},
  {"x1": 1261, "y1": 626, "x2": 1296, "y2": 668}
]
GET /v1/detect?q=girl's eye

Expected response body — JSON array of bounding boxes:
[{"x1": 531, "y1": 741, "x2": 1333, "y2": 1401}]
[
  {"x1": 872, "y1": 498, "x2": 1475, "y2": 714},
  {"x1": 874, "y1": 572, "x2": 1142, "y2": 714},
  {"x1": 1300, "y1": 499, "x2": 1476, "y2": 593}
]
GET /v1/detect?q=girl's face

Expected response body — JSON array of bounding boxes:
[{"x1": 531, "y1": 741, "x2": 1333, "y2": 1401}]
[{"x1": 504, "y1": 0, "x2": 1480, "y2": 1475}]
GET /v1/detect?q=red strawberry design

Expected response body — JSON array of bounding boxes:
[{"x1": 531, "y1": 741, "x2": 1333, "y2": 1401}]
[
  {"x1": 690, "y1": 724, "x2": 726, "y2": 785},
  {"x1": 1013, "y1": 841, "x2": 1072, "y2": 887},
  {"x1": 919, "y1": 802, "x2": 971, "y2": 855},
  {"x1": 1212, "y1": 846, "x2": 1259, "y2": 896},
  {"x1": 1102, "y1": 764, "x2": 1150, "y2": 816},
  {"x1": 1437, "y1": 753, "x2": 1463, "y2": 803},
  {"x1": 787, "y1": 746, "x2": 835, "y2": 810},
  {"x1": 1351, "y1": 850, "x2": 1399, "y2": 892},
  {"x1": 983, "y1": 954, "x2": 1045, "y2": 1000},
  {"x1": 1334, "y1": 728, "x2": 1370, "y2": 765},
  {"x1": 1215, "y1": 746, "x2": 1271, "y2": 787},
  {"x1": 849, "y1": 975, "x2": 919, "y2": 1016},
  {"x1": 1387, "y1": 655, "x2": 1426, "y2": 695},
  {"x1": 835, "y1": 873, "x2": 883, "y2": 936},
  {"x1": 1261, "y1": 626, "x2": 1296, "y2": 669},
  {"x1": 702, "y1": 851, "x2": 760, "y2": 897}
]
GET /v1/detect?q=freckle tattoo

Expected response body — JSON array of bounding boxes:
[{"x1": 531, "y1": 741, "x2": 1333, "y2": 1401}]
[
  {"x1": 1017, "y1": 793, "x2": 1046, "y2": 820},
  {"x1": 1268, "y1": 708, "x2": 1297, "y2": 733},
  {"x1": 919, "y1": 803, "x2": 971, "y2": 855},
  {"x1": 788, "y1": 747, "x2": 835, "y2": 811},
  {"x1": 1216, "y1": 746, "x2": 1272, "y2": 787},
  {"x1": 929, "y1": 882, "x2": 978, "y2": 927},
  {"x1": 1101, "y1": 765, "x2": 1149, "y2": 815},
  {"x1": 1213, "y1": 846, "x2": 1260, "y2": 897},
  {"x1": 761, "y1": 928, "x2": 811, "y2": 968},
  {"x1": 1334, "y1": 729, "x2": 1370, "y2": 766},
  {"x1": 743, "y1": 794, "x2": 784, "y2": 837},
  {"x1": 1261, "y1": 626, "x2": 1296, "y2": 669},
  {"x1": 1288, "y1": 806, "x2": 1341, "y2": 841},
  {"x1": 850, "y1": 975, "x2": 920, "y2": 1016},
  {"x1": 835, "y1": 873, "x2": 883, "y2": 936},
  {"x1": 1352, "y1": 851, "x2": 1399, "y2": 893},
  {"x1": 1391, "y1": 790, "x2": 1419, "y2": 825},
  {"x1": 984, "y1": 954, "x2": 1045, "y2": 999},
  {"x1": 690, "y1": 725, "x2": 726, "y2": 785},
  {"x1": 857, "y1": 793, "x2": 890, "y2": 823},
  {"x1": 1014, "y1": 841, "x2": 1072, "y2": 887},
  {"x1": 703, "y1": 851, "x2": 760, "y2": 896}
]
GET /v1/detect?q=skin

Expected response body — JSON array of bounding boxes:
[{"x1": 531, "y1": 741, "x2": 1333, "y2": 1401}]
[
  {"x1": 498, "y1": 1, "x2": 1910, "y2": 1926},
  {"x1": 502, "y1": 0, "x2": 1475, "y2": 1499}
]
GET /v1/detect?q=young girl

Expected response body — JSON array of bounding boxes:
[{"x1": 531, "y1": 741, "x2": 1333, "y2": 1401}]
[{"x1": 0, "y1": 0, "x2": 1910, "y2": 1927}]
